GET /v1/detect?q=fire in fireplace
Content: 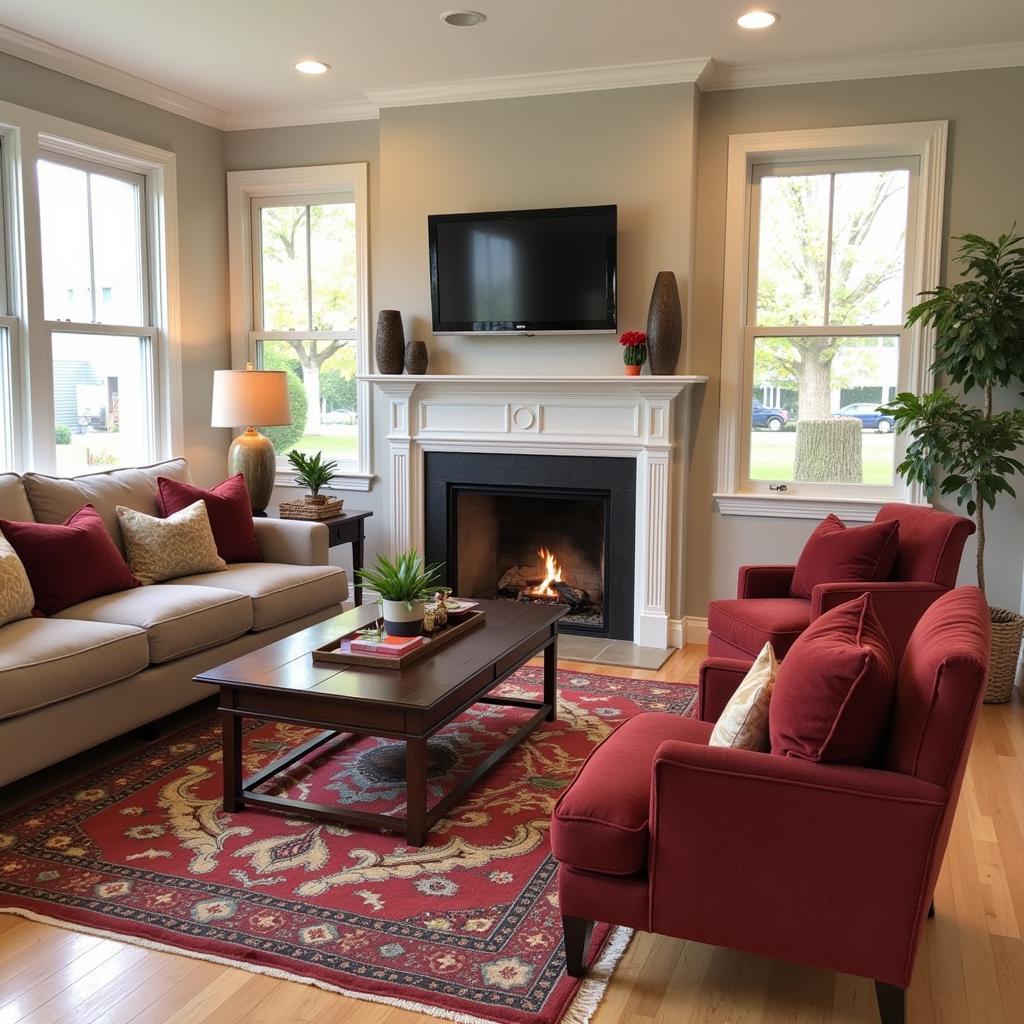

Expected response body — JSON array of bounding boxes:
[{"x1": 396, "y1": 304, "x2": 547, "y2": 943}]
[
  {"x1": 454, "y1": 490, "x2": 607, "y2": 631},
  {"x1": 423, "y1": 451, "x2": 636, "y2": 640}
]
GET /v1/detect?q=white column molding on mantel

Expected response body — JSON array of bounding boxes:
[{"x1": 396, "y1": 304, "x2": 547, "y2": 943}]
[{"x1": 363, "y1": 374, "x2": 707, "y2": 649}]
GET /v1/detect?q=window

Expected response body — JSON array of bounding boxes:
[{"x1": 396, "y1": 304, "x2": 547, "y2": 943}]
[
  {"x1": 0, "y1": 138, "x2": 15, "y2": 472},
  {"x1": 38, "y1": 156, "x2": 156, "y2": 473},
  {"x1": 716, "y1": 123, "x2": 948, "y2": 517},
  {"x1": 228, "y1": 165, "x2": 370, "y2": 486},
  {"x1": 0, "y1": 102, "x2": 180, "y2": 476}
]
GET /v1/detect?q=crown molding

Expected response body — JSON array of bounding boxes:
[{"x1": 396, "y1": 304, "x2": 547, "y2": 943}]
[
  {"x1": 223, "y1": 101, "x2": 379, "y2": 131},
  {"x1": 364, "y1": 58, "x2": 713, "y2": 109},
  {"x1": 0, "y1": 22, "x2": 227, "y2": 129},
  {"x1": 701, "y1": 41, "x2": 1024, "y2": 92}
]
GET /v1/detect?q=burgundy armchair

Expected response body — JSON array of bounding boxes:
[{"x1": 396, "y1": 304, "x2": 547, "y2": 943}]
[
  {"x1": 551, "y1": 587, "x2": 990, "y2": 1024},
  {"x1": 707, "y1": 503, "x2": 975, "y2": 664}
]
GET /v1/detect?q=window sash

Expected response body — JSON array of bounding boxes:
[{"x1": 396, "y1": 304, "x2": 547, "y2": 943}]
[
  {"x1": 0, "y1": 316, "x2": 16, "y2": 471},
  {"x1": 49, "y1": 328, "x2": 157, "y2": 468},
  {"x1": 36, "y1": 151, "x2": 150, "y2": 329},
  {"x1": 250, "y1": 192, "x2": 357, "y2": 336}
]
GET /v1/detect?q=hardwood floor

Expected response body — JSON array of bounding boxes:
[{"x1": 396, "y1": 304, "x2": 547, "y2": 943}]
[{"x1": 2, "y1": 645, "x2": 1021, "y2": 1024}]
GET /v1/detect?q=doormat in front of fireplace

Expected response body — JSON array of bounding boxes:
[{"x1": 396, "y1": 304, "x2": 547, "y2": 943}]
[{"x1": 0, "y1": 668, "x2": 696, "y2": 1024}]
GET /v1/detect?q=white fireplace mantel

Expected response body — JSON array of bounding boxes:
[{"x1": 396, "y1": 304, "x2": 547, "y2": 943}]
[{"x1": 363, "y1": 374, "x2": 707, "y2": 648}]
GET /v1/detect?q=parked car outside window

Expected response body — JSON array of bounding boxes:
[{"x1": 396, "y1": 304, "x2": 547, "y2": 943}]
[
  {"x1": 833, "y1": 402, "x2": 894, "y2": 433},
  {"x1": 752, "y1": 398, "x2": 789, "y2": 431}
]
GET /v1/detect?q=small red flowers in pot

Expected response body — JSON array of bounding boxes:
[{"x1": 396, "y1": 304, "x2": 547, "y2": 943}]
[{"x1": 619, "y1": 330, "x2": 648, "y2": 376}]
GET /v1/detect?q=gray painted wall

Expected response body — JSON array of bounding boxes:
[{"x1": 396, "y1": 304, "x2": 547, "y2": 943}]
[
  {"x1": 0, "y1": 52, "x2": 231, "y2": 485},
  {"x1": 690, "y1": 68, "x2": 1024, "y2": 615}
]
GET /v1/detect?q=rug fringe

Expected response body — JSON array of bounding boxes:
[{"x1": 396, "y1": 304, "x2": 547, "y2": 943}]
[
  {"x1": 0, "y1": 905, "x2": 632, "y2": 1024},
  {"x1": 558, "y1": 925, "x2": 635, "y2": 1024}
]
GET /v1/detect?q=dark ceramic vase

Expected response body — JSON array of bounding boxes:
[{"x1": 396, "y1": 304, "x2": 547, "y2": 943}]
[
  {"x1": 405, "y1": 340, "x2": 428, "y2": 374},
  {"x1": 646, "y1": 271, "x2": 682, "y2": 375},
  {"x1": 375, "y1": 310, "x2": 405, "y2": 374}
]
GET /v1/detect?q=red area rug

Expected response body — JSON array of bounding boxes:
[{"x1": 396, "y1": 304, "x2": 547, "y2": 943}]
[{"x1": 0, "y1": 668, "x2": 695, "y2": 1024}]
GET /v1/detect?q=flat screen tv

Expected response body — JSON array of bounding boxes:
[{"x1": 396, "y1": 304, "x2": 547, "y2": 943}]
[{"x1": 428, "y1": 205, "x2": 617, "y2": 335}]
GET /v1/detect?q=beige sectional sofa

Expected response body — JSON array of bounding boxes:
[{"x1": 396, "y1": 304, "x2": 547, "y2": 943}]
[{"x1": 0, "y1": 458, "x2": 348, "y2": 787}]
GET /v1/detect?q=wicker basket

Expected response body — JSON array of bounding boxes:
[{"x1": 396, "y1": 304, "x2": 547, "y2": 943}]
[
  {"x1": 278, "y1": 496, "x2": 344, "y2": 521},
  {"x1": 985, "y1": 606, "x2": 1024, "y2": 704}
]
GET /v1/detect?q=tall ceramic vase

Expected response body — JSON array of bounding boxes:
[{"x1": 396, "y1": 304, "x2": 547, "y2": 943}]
[
  {"x1": 646, "y1": 271, "x2": 682, "y2": 375},
  {"x1": 375, "y1": 310, "x2": 405, "y2": 374}
]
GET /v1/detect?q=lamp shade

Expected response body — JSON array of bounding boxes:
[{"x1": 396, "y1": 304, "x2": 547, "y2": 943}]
[{"x1": 211, "y1": 369, "x2": 292, "y2": 428}]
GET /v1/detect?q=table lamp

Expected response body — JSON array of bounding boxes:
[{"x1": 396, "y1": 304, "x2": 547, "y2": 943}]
[{"x1": 211, "y1": 366, "x2": 291, "y2": 515}]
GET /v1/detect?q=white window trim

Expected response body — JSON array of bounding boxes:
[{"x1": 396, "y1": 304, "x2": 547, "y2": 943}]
[
  {"x1": 226, "y1": 164, "x2": 373, "y2": 491},
  {"x1": 715, "y1": 120, "x2": 948, "y2": 520},
  {"x1": 0, "y1": 103, "x2": 182, "y2": 474}
]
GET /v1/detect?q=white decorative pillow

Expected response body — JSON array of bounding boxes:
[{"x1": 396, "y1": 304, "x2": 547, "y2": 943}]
[
  {"x1": 709, "y1": 642, "x2": 778, "y2": 751},
  {"x1": 116, "y1": 500, "x2": 226, "y2": 585},
  {"x1": 0, "y1": 532, "x2": 34, "y2": 625}
]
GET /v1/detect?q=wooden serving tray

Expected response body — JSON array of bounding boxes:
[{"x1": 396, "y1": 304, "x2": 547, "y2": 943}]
[{"x1": 312, "y1": 609, "x2": 486, "y2": 669}]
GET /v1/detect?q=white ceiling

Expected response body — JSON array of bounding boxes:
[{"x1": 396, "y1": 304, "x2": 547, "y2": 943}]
[{"x1": 0, "y1": 0, "x2": 1021, "y2": 129}]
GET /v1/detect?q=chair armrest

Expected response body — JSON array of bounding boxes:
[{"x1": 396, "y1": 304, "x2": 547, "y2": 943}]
[
  {"x1": 648, "y1": 742, "x2": 946, "y2": 986},
  {"x1": 811, "y1": 581, "x2": 947, "y2": 662},
  {"x1": 737, "y1": 565, "x2": 796, "y2": 599},
  {"x1": 253, "y1": 518, "x2": 329, "y2": 566},
  {"x1": 698, "y1": 658, "x2": 753, "y2": 722}
]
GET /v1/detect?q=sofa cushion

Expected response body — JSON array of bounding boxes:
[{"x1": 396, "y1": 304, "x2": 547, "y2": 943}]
[
  {"x1": 707, "y1": 597, "x2": 812, "y2": 660},
  {"x1": 0, "y1": 533, "x2": 34, "y2": 627},
  {"x1": 54, "y1": 584, "x2": 252, "y2": 664},
  {"x1": 552, "y1": 713, "x2": 713, "y2": 876},
  {"x1": 0, "y1": 617, "x2": 149, "y2": 719},
  {"x1": 22, "y1": 459, "x2": 192, "y2": 554},
  {"x1": 117, "y1": 501, "x2": 226, "y2": 585},
  {"x1": 167, "y1": 563, "x2": 346, "y2": 631},
  {"x1": 790, "y1": 514, "x2": 900, "y2": 599},
  {"x1": 0, "y1": 505, "x2": 140, "y2": 615},
  {"x1": 157, "y1": 474, "x2": 261, "y2": 563},
  {"x1": 770, "y1": 593, "x2": 896, "y2": 765},
  {"x1": 0, "y1": 473, "x2": 34, "y2": 522}
]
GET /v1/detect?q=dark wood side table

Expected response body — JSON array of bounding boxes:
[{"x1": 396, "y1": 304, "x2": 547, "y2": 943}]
[{"x1": 273, "y1": 508, "x2": 372, "y2": 606}]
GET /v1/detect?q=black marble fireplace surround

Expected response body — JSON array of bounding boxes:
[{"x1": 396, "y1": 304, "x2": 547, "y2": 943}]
[{"x1": 423, "y1": 452, "x2": 636, "y2": 639}]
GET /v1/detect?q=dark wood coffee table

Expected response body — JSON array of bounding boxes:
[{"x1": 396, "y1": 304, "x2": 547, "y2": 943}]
[{"x1": 195, "y1": 599, "x2": 564, "y2": 846}]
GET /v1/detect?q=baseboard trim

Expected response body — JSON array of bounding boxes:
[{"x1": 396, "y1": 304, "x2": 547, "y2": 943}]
[{"x1": 669, "y1": 616, "x2": 709, "y2": 648}]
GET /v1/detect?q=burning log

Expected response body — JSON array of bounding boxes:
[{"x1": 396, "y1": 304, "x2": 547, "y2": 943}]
[{"x1": 550, "y1": 581, "x2": 592, "y2": 612}]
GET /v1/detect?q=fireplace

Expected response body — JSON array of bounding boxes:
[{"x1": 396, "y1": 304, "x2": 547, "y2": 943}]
[{"x1": 424, "y1": 452, "x2": 636, "y2": 639}]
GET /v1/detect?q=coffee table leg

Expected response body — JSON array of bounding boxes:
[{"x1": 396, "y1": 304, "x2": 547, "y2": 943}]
[
  {"x1": 222, "y1": 709, "x2": 242, "y2": 813},
  {"x1": 405, "y1": 738, "x2": 428, "y2": 847},
  {"x1": 544, "y1": 633, "x2": 558, "y2": 722}
]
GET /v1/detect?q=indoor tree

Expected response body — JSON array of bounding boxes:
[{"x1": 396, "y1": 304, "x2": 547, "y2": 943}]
[{"x1": 884, "y1": 229, "x2": 1024, "y2": 593}]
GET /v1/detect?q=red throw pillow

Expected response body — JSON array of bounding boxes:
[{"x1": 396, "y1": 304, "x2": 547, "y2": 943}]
[
  {"x1": 156, "y1": 474, "x2": 261, "y2": 563},
  {"x1": 789, "y1": 514, "x2": 899, "y2": 599},
  {"x1": 769, "y1": 593, "x2": 895, "y2": 764},
  {"x1": 0, "y1": 504, "x2": 139, "y2": 615}
]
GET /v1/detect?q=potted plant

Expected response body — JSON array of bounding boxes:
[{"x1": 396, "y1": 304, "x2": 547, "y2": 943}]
[
  {"x1": 287, "y1": 450, "x2": 338, "y2": 505},
  {"x1": 619, "y1": 330, "x2": 647, "y2": 376},
  {"x1": 884, "y1": 228, "x2": 1024, "y2": 702},
  {"x1": 356, "y1": 551, "x2": 444, "y2": 636}
]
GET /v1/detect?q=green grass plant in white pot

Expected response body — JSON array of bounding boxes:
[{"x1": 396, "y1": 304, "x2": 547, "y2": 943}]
[{"x1": 356, "y1": 551, "x2": 443, "y2": 637}]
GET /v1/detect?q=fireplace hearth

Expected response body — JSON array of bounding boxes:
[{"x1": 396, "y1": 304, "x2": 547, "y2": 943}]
[{"x1": 424, "y1": 452, "x2": 636, "y2": 639}]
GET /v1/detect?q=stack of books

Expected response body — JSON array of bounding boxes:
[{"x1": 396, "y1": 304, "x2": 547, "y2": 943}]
[{"x1": 349, "y1": 634, "x2": 425, "y2": 658}]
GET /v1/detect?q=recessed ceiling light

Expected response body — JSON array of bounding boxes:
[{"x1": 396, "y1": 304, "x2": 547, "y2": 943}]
[
  {"x1": 441, "y1": 10, "x2": 487, "y2": 27},
  {"x1": 737, "y1": 10, "x2": 778, "y2": 29},
  {"x1": 294, "y1": 59, "x2": 330, "y2": 75}
]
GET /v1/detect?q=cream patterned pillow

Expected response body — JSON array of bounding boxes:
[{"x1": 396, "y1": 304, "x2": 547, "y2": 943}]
[
  {"x1": 709, "y1": 642, "x2": 778, "y2": 751},
  {"x1": 116, "y1": 500, "x2": 226, "y2": 585},
  {"x1": 0, "y1": 532, "x2": 34, "y2": 625}
]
